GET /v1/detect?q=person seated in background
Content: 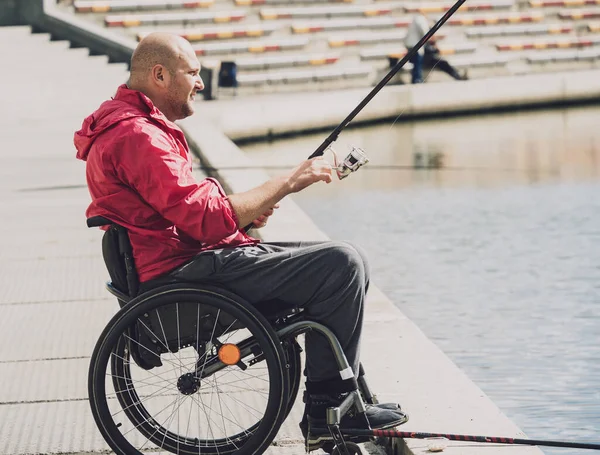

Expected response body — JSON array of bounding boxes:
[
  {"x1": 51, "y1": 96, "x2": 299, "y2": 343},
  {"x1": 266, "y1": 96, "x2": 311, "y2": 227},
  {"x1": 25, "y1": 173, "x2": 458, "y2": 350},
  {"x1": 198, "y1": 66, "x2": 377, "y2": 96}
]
[
  {"x1": 74, "y1": 32, "x2": 407, "y2": 452},
  {"x1": 404, "y1": 13, "x2": 468, "y2": 83}
]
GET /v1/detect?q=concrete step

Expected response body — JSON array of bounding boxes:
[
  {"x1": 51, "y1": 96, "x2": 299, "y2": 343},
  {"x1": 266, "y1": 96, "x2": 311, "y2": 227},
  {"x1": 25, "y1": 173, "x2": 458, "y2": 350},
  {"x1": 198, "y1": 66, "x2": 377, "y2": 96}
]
[
  {"x1": 3, "y1": 47, "x2": 116, "y2": 66},
  {"x1": 3, "y1": 67, "x2": 127, "y2": 81}
]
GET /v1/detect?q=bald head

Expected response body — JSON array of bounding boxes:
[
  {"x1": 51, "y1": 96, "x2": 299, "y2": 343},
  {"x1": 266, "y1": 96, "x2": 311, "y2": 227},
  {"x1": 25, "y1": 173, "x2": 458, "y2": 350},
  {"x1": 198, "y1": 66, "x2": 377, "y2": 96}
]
[
  {"x1": 127, "y1": 32, "x2": 204, "y2": 122},
  {"x1": 130, "y1": 32, "x2": 195, "y2": 85}
]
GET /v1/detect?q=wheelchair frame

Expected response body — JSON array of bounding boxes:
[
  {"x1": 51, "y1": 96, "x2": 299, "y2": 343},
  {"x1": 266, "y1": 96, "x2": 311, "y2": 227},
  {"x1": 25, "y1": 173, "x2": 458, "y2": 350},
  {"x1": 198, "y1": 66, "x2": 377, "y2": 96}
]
[{"x1": 87, "y1": 215, "x2": 394, "y2": 455}]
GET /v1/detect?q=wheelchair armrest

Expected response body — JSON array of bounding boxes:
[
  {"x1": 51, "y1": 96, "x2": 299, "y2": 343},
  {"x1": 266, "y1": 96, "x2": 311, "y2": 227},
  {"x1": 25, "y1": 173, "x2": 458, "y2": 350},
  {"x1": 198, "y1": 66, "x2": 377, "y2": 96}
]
[{"x1": 87, "y1": 216, "x2": 114, "y2": 228}]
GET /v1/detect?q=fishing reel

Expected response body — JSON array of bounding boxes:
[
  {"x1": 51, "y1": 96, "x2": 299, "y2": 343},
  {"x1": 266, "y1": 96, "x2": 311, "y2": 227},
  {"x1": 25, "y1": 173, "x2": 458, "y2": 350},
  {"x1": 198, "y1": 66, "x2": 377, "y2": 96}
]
[{"x1": 327, "y1": 146, "x2": 369, "y2": 180}]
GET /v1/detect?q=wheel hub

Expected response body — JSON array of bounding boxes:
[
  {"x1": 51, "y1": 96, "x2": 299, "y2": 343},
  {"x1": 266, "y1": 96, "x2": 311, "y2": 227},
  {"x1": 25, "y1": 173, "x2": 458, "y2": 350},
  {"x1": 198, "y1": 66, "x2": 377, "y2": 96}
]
[{"x1": 177, "y1": 373, "x2": 200, "y2": 395}]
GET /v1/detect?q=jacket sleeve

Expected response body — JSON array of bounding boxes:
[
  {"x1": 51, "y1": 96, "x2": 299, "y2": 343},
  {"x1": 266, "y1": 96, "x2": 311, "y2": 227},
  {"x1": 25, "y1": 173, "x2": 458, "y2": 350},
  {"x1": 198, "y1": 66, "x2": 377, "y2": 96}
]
[{"x1": 112, "y1": 124, "x2": 240, "y2": 244}]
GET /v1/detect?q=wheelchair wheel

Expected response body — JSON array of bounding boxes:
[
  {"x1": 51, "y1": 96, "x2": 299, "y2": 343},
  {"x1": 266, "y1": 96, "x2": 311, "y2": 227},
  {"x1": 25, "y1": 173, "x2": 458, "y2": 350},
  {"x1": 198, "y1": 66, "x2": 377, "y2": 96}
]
[
  {"x1": 282, "y1": 338, "x2": 302, "y2": 420},
  {"x1": 89, "y1": 285, "x2": 289, "y2": 455}
]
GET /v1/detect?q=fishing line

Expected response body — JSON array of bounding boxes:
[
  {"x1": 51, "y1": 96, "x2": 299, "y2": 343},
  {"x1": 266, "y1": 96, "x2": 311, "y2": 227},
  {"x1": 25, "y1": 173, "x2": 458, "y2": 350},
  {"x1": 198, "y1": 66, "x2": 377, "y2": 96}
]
[
  {"x1": 308, "y1": 0, "x2": 469, "y2": 160},
  {"x1": 197, "y1": 164, "x2": 557, "y2": 174}
]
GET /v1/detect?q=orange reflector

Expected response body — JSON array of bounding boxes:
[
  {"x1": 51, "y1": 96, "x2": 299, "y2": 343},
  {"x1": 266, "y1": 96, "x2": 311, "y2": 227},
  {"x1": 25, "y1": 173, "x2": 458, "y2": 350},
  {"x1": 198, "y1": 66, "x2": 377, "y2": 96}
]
[{"x1": 218, "y1": 344, "x2": 241, "y2": 365}]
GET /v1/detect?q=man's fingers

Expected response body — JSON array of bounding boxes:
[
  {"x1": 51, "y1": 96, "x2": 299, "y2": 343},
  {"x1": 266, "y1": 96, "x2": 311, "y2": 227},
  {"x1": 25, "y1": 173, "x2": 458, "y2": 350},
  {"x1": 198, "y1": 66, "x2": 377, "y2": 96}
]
[
  {"x1": 316, "y1": 162, "x2": 333, "y2": 183},
  {"x1": 321, "y1": 173, "x2": 333, "y2": 184}
]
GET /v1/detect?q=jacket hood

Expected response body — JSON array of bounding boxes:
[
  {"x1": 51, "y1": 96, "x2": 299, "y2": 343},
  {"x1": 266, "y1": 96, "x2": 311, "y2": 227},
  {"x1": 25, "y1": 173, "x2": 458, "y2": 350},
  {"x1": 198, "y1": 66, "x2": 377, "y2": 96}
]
[{"x1": 74, "y1": 85, "x2": 156, "y2": 161}]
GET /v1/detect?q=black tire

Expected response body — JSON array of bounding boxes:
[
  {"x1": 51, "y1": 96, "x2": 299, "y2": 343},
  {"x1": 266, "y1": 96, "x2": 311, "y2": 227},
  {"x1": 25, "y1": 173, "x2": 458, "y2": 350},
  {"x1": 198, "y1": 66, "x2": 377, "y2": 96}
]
[
  {"x1": 89, "y1": 284, "x2": 289, "y2": 455},
  {"x1": 282, "y1": 338, "x2": 302, "y2": 421}
]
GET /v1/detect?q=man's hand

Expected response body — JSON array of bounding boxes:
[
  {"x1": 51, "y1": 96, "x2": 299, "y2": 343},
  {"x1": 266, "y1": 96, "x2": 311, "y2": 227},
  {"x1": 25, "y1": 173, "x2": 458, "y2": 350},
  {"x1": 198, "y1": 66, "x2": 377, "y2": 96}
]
[
  {"x1": 287, "y1": 157, "x2": 333, "y2": 193},
  {"x1": 228, "y1": 157, "x2": 332, "y2": 229},
  {"x1": 252, "y1": 204, "x2": 279, "y2": 228}
]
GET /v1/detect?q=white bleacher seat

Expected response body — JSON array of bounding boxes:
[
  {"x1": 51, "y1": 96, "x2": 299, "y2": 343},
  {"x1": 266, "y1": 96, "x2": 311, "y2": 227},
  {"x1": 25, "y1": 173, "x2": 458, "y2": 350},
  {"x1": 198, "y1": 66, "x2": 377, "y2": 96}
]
[
  {"x1": 530, "y1": 0, "x2": 600, "y2": 7},
  {"x1": 237, "y1": 0, "x2": 353, "y2": 5},
  {"x1": 75, "y1": 0, "x2": 213, "y2": 13},
  {"x1": 342, "y1": 66, "x2": 373, "y2": 78},
  {"x1": 445, "y1": 12, "x2": 545, "y2": 25},
  {"x1": 328, "y1": 30, "x2": 447, "y2": 47},
  {"x1": 405, "y1": 0, "x2": 513, "y2": 13},
  {"x1": 237, "y1": 66, "x2": 371, "y2": 86},
  {"x1": 577, "y1": 48, "x2": 600, "y2": 58},
  {"x1": 448, "y1": 54, "x2": 511, "y2": 68},
  {"x1": 259, "y1": 4, "x2": 398, "y2": 19},
  {"x1": 466, "y1": 23, "x2": 572, "y2": 37},
  {"x1": 329, "y1": 31, "x2": 406, "y2": 47},
  {"x1": 558, "y1": 8, "x2": 600, "y2": 19},
  {"x1": 283, "y1": 70, "x2": 314, "y2": 83},
  {"x1": 496, "y1": 36, "x2": 600, "y2": 51},
  {"x1": 292, "y1": 17, "x2": 410, "y2": 33},
  {"x1": 359, "y1": 43, "x2": 477, "y2": 60},
  {"x1": 235, "y1": 53, "x2": 339, "y2": 69},
  {"x1": 236, "y1": 73, "x2": 269, "y2": 86},
  {"x1": 526, "y1": 48, "x2": 600, "y2": 62},
  {"x1": 138, "y1": 24, "x2": 279, "y2": 41},
  {"x1": 194, "y1": 37, "x2": 309, "y2": 55},
  {"x1": 105, "y1": 11, "x2": 246, "y2": 27}
]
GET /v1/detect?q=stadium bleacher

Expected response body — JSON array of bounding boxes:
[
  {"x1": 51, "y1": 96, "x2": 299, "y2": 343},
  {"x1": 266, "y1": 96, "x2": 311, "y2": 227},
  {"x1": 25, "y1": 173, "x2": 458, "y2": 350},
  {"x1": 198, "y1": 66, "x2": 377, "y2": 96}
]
[
  {"x1": 62, "y1": 0, "x2": 600, "y2": 94},
  {"x1": 74, "y1": 0, "x2": 215, "y2": 13}
]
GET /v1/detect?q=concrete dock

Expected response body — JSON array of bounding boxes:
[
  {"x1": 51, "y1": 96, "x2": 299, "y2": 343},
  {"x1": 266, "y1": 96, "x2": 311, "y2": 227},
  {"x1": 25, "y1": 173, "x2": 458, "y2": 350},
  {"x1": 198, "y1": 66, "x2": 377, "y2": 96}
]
[{"x1": 0, "y1": 26, "x2": 543, "y2": 455}]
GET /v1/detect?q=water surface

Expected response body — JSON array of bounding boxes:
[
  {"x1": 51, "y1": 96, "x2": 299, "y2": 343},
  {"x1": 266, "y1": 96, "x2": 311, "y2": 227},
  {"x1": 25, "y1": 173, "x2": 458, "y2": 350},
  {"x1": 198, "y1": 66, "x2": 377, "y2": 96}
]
[{"x1": 242, "y1": 105, "x2": 600, "y2": 454}]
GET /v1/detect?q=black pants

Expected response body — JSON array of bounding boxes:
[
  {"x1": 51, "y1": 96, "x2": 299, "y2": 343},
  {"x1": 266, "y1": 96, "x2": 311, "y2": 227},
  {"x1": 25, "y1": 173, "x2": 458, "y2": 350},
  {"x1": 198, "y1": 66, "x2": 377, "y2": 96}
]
[
  {"x1": 424, "y1": 52, "x2": 463, "y2": 80},
  {"x1": 164, "y1": 241, "x2": 370, "y2": 382}
]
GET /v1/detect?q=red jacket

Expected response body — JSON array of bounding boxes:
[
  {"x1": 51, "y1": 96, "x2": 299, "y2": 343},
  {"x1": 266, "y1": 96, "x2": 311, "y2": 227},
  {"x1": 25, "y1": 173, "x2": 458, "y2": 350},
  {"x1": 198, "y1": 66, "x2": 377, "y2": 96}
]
[{"x1": 75, "y1": 84, "x2": 258, "y2": 282}]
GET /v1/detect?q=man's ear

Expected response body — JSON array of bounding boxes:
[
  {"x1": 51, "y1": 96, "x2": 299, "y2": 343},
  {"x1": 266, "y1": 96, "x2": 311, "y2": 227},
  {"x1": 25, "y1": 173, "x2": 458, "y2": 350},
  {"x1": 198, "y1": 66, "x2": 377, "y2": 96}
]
[{"x1": 151, "y1": 64, "x2": 168, "y2": 87}]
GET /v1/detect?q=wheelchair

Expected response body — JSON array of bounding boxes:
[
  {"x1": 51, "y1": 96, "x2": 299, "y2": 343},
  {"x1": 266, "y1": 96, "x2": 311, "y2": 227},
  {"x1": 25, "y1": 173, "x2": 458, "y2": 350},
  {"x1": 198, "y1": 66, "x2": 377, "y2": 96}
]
[{"x1": 87, "y1": 215, "x2": 404, "y2": 455}]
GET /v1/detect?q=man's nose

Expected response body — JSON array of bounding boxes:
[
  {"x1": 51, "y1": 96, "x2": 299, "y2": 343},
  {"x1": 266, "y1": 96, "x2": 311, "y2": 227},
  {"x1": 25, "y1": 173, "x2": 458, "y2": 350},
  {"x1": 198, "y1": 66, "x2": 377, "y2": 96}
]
[{"x1": 196, "y1": 76, "x2": 205, "y2": 91}]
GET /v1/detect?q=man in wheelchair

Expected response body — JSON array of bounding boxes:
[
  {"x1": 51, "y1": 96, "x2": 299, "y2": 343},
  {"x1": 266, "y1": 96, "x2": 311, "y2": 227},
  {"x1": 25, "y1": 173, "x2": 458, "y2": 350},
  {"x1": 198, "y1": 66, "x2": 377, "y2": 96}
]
[{"x1": 75, "y1": 32, "x2": 406, "y2": 452}]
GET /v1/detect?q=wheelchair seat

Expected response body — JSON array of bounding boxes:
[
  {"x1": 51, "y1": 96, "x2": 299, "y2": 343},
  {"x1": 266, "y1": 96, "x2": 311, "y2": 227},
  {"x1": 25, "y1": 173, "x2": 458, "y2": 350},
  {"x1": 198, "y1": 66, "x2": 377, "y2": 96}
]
[
  {"x1": 88, "y1": 215, "x2": 300, "y2": 318},
  {"x1": 88, "y1": 215, "x2": 302, "y2": 368}
]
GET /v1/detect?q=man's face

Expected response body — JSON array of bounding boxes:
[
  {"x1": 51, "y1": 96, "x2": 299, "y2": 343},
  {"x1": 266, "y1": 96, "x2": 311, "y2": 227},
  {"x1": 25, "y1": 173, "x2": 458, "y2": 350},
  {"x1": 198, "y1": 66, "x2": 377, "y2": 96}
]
[{"x1": 165, "y1": 49, "x2": 204, "y2": 121}]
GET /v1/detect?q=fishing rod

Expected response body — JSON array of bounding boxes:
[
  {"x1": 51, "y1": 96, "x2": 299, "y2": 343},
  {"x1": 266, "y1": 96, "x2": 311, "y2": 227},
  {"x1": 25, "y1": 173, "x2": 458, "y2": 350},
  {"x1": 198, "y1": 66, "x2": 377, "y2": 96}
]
[
  {"x1": 306, "y1": 0, "x2": 469, "y2": 177},
  {"x1": 340, "y1": 428, "x2": 600, "y2": 451}
]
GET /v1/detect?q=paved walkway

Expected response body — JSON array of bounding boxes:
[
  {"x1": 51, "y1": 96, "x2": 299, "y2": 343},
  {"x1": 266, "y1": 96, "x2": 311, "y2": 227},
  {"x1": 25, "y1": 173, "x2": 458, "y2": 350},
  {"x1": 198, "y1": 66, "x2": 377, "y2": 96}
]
[{"x1": 0, "y1": 26, "x2": 130, "y2": 453}]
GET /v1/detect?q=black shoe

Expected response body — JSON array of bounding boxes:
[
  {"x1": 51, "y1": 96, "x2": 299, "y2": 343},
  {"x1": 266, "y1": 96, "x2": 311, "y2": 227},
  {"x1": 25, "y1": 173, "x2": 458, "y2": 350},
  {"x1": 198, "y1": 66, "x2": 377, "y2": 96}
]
[
  {"x1": 299, "y1": 400, "x2": 403, "y2": 438},
  {"x1": 371, "y1": 401, "x2": 402, "y2": 411},
  {"x1": 301, "y1": 393, "x2": 408, "y2": 452},
  {"x1": 299, "y1": 391, "x2": 403, "y2": 433}
]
